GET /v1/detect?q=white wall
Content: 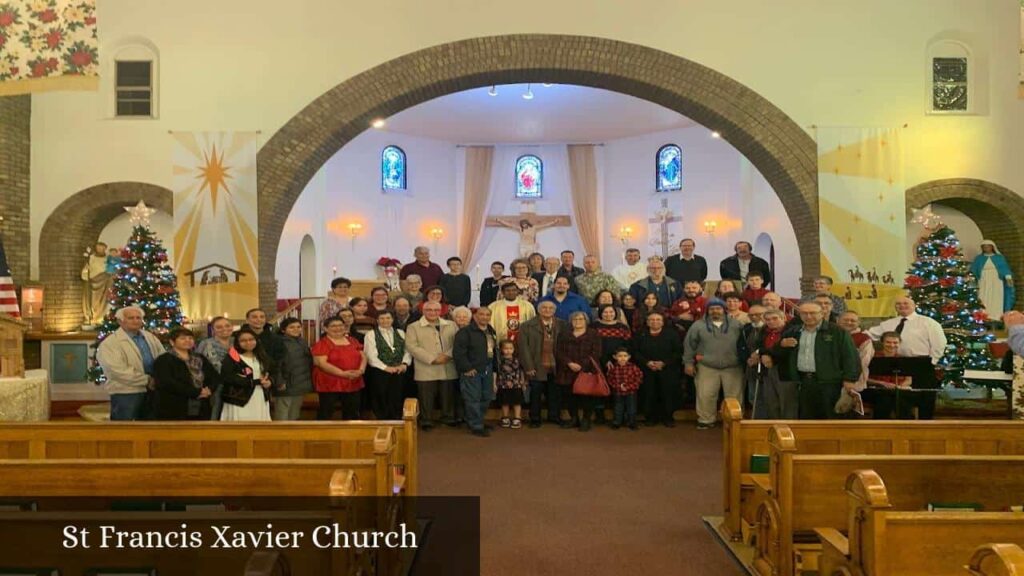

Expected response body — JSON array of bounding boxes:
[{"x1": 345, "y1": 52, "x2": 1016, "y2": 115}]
[
  {"x1": 98, "y1": 210, "x2": 174, "y2": 256},
  {"x1": 28, "y1": 0, "x2": 1024, "y2": 283},
  {"x1": 275, "y1": 129, "x2": 457, "y2": 297},
  {"x1": 278, "y1": 123, "x2": 803, "y2": 298},
  {"x1": 603, "y1": 126, "x2": 802, "y2": 296},
  {"x1": 905, "y1": 204, "x2": 985, "y2": 264}
]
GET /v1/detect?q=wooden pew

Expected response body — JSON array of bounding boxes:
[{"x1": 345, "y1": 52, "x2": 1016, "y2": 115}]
[
  {"x1": 816, "y1": 471, "x2": 1024, "y2": 576},
  {"x1": 0, "y1": 398, "x2": 420, "y2": 495},
  {"x1": 966, "y1": 544, "x2": 1024, "y2": 576},
  {"x1": 720, "y1": 398, "x2": 1024, "y2": 541},
  {"x1": 0, "y1": 424, "x2": 401, "y2": 497},
  {"x1": 751, "y1": 426, "x2": 1024, "y2": 576}
]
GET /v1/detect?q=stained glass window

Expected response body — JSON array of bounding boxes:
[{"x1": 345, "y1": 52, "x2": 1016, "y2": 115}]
[
  {"x1": 515, "y1": 154, "x2": 543, "y2": 198},
  {"x1": 381, "y1": 145, "x2": 407, "y2": 191},
  {"x1": 932, "y1": 57, "x2": 968, "y2": 112},
  {"x1": 656, "y1": 144, "x2": 682, "y2": 192}
]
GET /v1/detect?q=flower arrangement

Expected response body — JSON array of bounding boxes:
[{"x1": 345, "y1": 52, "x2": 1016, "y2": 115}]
[{"x1": 376, "y1": 257, "x2": 402, "y2": 291}]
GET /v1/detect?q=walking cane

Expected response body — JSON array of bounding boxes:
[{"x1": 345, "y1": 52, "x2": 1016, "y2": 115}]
[{"x1": 751, "y1": 349, "x2": 762, "y2": 419}]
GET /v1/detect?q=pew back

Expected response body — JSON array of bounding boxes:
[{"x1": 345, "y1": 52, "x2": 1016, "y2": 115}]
[
  {"x1": 720, "y1": 398, "x2": 1024, "y2": 539},
  {"x1": 0, "y1": 398, "x2": 420, "y2": 494}
]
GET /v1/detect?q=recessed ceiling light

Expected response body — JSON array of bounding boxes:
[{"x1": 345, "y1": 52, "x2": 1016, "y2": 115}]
[
  {"x1": 488, "y1": 85, "x2": 497, "y2": 96},
  {"x1": 371, "y1": 118, "x2": 386, "y2": 129},
  {"x1": 710, "y1": 130, "x2": 721, "y2": 139},
  {"x1": 542, "y1": 83, "x2": 553, "y2": 87},
  {"x1": 522, "y1": 84, "x2": 534, "y2": 100}
]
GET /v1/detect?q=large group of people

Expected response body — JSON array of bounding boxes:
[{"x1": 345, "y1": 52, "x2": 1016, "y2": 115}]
[{"x1": 97, "y1": 241, "x2": 960, "y2": 432}]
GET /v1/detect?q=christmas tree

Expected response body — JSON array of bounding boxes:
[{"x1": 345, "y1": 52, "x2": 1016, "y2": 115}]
[
  {"x1": 88, "y1": 201, "x2": 185, "y2": 384},
  {"x1": 904, "y1": 206, "x2": 998, "y2": 384}
]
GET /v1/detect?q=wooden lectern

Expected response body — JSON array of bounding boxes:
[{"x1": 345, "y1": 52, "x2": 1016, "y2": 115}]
[{"x1": 0, "y1": 313, "x2": 27, "y2": 377}]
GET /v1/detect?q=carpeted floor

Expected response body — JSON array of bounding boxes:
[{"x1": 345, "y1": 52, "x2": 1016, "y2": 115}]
[{"x1": 418, "y1": 422, "x2": 744, "y2": 576}]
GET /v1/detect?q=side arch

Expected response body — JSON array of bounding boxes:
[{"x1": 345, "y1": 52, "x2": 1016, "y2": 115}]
[
  {"x1": 906, "y1": 178, "x2": 1024, "y2": 310},
  {"x1": 39, "y1": 182, "x2": 172, "y2": 331}
]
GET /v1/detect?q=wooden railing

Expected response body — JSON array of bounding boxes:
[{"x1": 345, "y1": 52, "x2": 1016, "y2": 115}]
[{"x1": 272, "y1": 296, "x2": 324, "y2": 346}]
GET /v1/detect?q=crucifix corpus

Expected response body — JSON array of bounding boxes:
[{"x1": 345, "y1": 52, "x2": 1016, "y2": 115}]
[
  {"x1": 649, "y1": 198, "x2": 682, "y2": 258},
  {"x1": 486, "y1": 201, "x2": 572, "y2": 258}
]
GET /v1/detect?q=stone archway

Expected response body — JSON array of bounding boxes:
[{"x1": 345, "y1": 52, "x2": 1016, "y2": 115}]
[
  {"x1": 256, "y1": 34, "x2": 819, "y2": 309},
  {"x1": 39, "y1": 182, "x2": 173, "y2": 332},
  {"x1": 906, "y1": 178, "x2": 1024, "y2": 310}
]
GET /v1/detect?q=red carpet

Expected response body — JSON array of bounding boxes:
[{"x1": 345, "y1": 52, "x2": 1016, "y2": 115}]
[{"x1": 418, "y1": 422, "x2": 744, "y2": 575}]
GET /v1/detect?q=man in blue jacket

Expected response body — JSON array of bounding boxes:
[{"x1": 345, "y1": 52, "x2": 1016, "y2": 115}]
[
  {"x1": 453, "y1": 307, "x2": 498, "y2": 437},
  {"x1": 538, "y1": 277, "x2": 591, "y2": 322}
]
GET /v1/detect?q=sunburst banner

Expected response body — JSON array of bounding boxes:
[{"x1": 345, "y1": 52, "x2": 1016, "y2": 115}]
[
  {"x1": 172, "y1": 131, "x2": 259, "y2": 320},
  {"x1": 817, "y1": 127, "x2": 906, "y2": 317}
]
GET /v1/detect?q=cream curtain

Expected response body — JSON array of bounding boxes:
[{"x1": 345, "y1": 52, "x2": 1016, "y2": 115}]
[
  {"x1": 567, "y1": 144, "x2": 600, "y2": 258},
  {"x1": 459, "y1": 146, "x2": 495, "y2": 265}
]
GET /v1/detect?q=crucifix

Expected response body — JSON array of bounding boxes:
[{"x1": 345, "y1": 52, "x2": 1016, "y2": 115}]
[
  {"x1": 649, "y1": 198, "x2": 682, "y2": 258},
  {"x1": 486, "y1": 201, "x2": 572, "y2": 258}
]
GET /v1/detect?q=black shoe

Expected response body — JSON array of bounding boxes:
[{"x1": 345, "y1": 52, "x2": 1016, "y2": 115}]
[
  {"x1": 528, "y1": 421, "x2": 542, "y2": 429},
  {"x1": 610, "y1": 423, "x2": 621, "y2": 430},
  {"x1": 696, "y1": 422, "x2": 714, "y2": 430},
  {"x1": 470, "y1": 428, "x2": 491, "y2": 437},
  {"x1": 445, "y1": 420, "x2": 460, "y2": 428},
  {"x1": 663, "y1": 420, "x2": 676, "y2": 428},
  {"x1": 628, "y1": 423, "x2": 639, "y2": 430},
  {"x1": 484, "y1": 423, "x2": 495, "y2": 431},
  {"x1": 420, "y1": 423, "x2": 434, "y2": 432},
  {"x1": 559, "y1": 420, "x2": 574, "y2": 429}
]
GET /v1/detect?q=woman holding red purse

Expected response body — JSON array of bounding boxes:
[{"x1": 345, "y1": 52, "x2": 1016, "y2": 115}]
[{"x1": 556, "y1": 311, "x2": 603, "y2": 432}]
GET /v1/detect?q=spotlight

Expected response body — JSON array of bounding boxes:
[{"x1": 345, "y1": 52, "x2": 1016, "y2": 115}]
[
  {"x1": 522, "y1": 84, "x2": 534, "y2": 100},
  {"x1": 710, "y1": 130, "x2": 721, "y2": 139},
  {"x1": 488, "y1": 85, "x2": 497, "y2": 96},
  {"x1": 371, "y1": 118, "x2": 386, "y2": 129}
]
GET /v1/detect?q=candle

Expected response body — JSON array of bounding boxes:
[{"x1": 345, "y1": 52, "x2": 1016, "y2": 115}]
[{"x1": 475, "y1": 264, "x2": 481, "y2": 285}]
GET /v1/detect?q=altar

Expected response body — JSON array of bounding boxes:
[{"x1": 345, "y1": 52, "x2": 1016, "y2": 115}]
[{"x1": 0, "y1": 369, "x2": 50, "y2": 422}]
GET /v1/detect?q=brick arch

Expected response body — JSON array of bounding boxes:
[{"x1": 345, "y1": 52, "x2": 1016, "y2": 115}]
[
  {"x1": 39, "y1": 182, "x2": 172, "y2": 331},
  {"x1": 906, "y1": 178, "x2": 1024, "y2": 310},
  {"x1": 256, "y1": 34, "x2": 819, "y2": 308}
]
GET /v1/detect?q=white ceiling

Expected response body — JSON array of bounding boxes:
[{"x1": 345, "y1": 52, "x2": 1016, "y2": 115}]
[{"x1": 380, "y1": 84, "x2": 696, "y2": 143}]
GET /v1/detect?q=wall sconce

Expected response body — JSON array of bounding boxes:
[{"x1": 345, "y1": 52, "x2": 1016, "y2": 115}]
[
  {"x1": 20, "y1": 284, "x2": 43, "y2": 332},
  {"x1": 704, "y1": 220, "x2": 718, "y2": 235},
  {"x1": 430, "y1": 227, "x2": 444, "y2": 253},
  {"x1": 347, "y1": 223, "x2": 363, "y2": 249}
]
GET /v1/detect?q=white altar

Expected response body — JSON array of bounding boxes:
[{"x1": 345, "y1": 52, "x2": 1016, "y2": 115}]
[{"x1": 0, "y1": 369, "x2": 50, "y2": 421}]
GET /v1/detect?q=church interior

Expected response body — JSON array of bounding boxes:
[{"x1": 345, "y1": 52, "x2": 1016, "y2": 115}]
[{"x1": 1, "y1": 1, "x2": 1024, "y2": 574}]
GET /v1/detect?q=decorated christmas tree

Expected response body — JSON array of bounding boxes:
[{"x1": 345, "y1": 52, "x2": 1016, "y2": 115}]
[
  {"x1": 88, "y1": 201, "x2": 185, "y2": 384},
  {"x1": 904, "y1": 206, "x2": 998, "y2": 385}
]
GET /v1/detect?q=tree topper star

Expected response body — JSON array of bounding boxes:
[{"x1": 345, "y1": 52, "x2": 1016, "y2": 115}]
[
  {"x1": 910, "y1": 204, "x2": 943, "y2": 230},
  {"x1": 126, "y1": 200, "x2": 157, "y2": 226}
]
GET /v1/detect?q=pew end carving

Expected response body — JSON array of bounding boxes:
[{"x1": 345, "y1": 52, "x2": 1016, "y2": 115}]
[{"x1": 966, "y1": 543, "x2": 1024, "y2": 576}]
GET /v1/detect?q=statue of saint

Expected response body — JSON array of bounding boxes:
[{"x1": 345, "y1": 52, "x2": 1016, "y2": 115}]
[{"x1": 81, "y1": 242, "x2": 114, "y2": 328}]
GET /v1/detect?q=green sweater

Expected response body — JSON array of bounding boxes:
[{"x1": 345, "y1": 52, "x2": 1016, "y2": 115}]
[{"x1": 771, "y1": 322, "x2": 861, "y2": 384}]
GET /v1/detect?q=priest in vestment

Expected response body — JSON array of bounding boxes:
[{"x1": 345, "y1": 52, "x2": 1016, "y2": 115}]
[
  {"x1": 81, "y1": 242, "x2": 113, "y2": 326},
  {"x1": 971, "y1": 240, "x2": 1015, "y2": 316},
  {"x1": 612, "y1": 248, "x2": 647, "y2": 290},
  {"x1": 488, "y1": 281, "x2": 536, "y2": 343}
]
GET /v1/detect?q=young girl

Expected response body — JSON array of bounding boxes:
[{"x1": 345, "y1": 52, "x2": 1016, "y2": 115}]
[
  {"x1": 495, "y1": 340, "x2": 527, "y2": 429},
  {"x1": 633, "y1": 292, "x2": 665, "y2": 333}
]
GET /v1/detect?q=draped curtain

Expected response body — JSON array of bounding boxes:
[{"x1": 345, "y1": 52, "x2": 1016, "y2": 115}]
[
  {"x1": 459, "y1": 146, "x2": 495, "y2": 265},
  {"x1": 567, "y1": 144, "x2": 600, "y2": 257}
]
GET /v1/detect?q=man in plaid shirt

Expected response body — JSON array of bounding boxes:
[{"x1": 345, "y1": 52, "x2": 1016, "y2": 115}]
[{"x1": 607, "y1": 347, "x2": 643, "y2": 430}]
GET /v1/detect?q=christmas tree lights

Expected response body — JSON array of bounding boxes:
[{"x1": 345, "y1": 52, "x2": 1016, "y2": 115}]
[
  {"x1": 88, "y1": 217, "x2": 185, "y2": 384},
  {"x1": 904, "y1": 224, "x2": 998, "y2": 384}
]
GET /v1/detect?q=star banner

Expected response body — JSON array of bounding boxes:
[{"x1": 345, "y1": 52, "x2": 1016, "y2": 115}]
[
  {"x1": 172, "y1": 131, "x2": 259, "y2": 320},
  {"x1": 817, "y1": 127, "x2": 906, "y2": 317}
]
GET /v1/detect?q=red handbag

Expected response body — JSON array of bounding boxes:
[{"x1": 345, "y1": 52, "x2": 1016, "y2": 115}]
[{"x1": 572, "y1": 357, "x2": 611, "y2": 397}]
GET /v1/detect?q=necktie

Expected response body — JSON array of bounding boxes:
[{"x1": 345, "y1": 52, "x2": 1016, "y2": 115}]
[{"x1": 896, "y1": 317, "x2": 907, "y2": 335}]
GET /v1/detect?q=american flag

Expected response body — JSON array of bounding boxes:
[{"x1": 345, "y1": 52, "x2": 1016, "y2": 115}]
[{"x1": 0, "y1": 237, "x2": 20, "y2": 318}]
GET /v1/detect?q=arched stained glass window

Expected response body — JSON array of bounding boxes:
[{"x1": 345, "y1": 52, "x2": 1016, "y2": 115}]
[
  {"x1": 656, "y1": 144, "x2": 682, "y2": 192},
  {"x1": 381, "y1": 145, "x2": 407, "y2": 191},
  {"x1": 515, "y1": 154, "x2": 543, "y2": 198}
]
